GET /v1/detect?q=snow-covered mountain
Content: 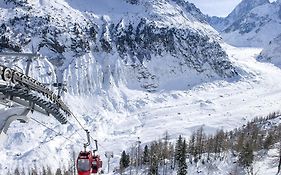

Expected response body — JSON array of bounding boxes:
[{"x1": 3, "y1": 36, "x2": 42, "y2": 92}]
[
  {"x1": 2, "y1": 0, "x2": 281, "y2": 175},
  {"x1": 208, "y1": 0, "x2": 281, "y2": 47},
  {"x1": 0, "y1": 0, "x2": 242, "y2": 173},
  {"x1": 0, "y1": 0, "x2": 238, "y2": 94},
  {"x1": 207, "y1": 0, "x2": 281, "y2": 71},
  {"x1": 209, "y1": 0, "x2": 269, "y2": 31}
]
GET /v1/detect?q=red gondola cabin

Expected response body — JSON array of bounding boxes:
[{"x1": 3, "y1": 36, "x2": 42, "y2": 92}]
[
  {"x1": 92, "y1": 155, "x2": 102, "y2": 174},
  {"x1": 77, "y1": 151, "x2": 93, "y2": 175}
]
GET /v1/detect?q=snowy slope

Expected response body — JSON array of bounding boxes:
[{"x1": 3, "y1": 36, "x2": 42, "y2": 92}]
[
  {"x1": 1, "y1": 0, "x2": 281, "y2": 174},
  {"x1": 258, "y1": 34, "x2": 281, "y2": 67},
  {"x1": 2, "y1": 44, "x2": 281, "y2": 174}
]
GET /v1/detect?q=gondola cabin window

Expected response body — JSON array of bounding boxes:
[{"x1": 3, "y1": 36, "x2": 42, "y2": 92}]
[{"x1": 77, "y1": 159, "x2": 91, "y2": 171}]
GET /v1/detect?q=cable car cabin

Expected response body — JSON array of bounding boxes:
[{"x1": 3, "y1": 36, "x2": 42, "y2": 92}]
[
  {"x1": 77, "y1": 130, "x2": 102, "y2": 174},
  {"x1": 77, "y1": 151, "x2": 93, "y2": 175},
  {"x1": 77, "y1": 151, "x2": 103, "y2": 175},
  {"x1": 92, "y1": 155, "x2": 102, "y2": 174}
]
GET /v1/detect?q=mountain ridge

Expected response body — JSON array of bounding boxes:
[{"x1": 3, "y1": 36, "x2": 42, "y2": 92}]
[{"x1": 208, "y1": 0, "x2": 281, "y2": 47}]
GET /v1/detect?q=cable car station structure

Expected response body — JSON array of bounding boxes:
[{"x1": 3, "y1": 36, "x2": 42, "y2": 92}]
[{"x1": 0, "y1": 52, "x2": 70, "y2": 141}]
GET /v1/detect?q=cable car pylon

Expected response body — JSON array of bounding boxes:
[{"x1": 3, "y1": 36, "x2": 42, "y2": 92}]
[{"x1": 77, "y1": 130, "x2": 103, "y2": 175}]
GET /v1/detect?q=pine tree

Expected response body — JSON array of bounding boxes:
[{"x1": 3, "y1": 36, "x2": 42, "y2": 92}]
[
  {"x1": 42, "y1": 167, "x2": 47, "y2": 175},
  {"x1": 277, "y1": 144, "x2": 281, "y2": 174},
  {"x1": 143, "y1": 145, "x2": 150, "y2": 164},
  {"x1": 263, "y1": 134, "x2": 274, "y2": 150},
  {"x1": 188, "y1": 134, "x2": 196, "y2": 163},
  {"x1": 238, "y1": 141, "x2": 254, "y2": 173},
  {"x1": 55, "y1": 168, "x2": 63, "y2": 175},
  {"x1": 163, "y1": 131, "x2": 169, "y2": 157},
  {"x1": 235, "y1": 131, "x2": 245, "y2": 153},
  {"x1": 30, "y1": 168, "x2": 38, "y2": 175},
  {"x1": 213, "y1": 129, "x2": 226, "y2": 158},
  {"x1": 120, "y1": 150, "x2": 130, "y2": 173},
  {"x1": 177, "y1": 139, "x2": 187, "y2": 175},
  {"x1": 148, "y1": 141, "x2": 162, "y2": 175},
  {"x1": 14, "y1": 167, "x2": 20, "y2": 175},
  {"x1": 250, "y1": 124, "x2": 259, "y2": 151},
  {"x1": 21, "y1": 167, "x2": 26, "y2": 175},
  {"x1": 169, "y1": 143, "x2": 175, "y2": 169},
  {"x1": 206, "y1": 136, "x2": 214, "y2": 161},
  {"x1": 175, "y1": 135, "x2": 183, "y2": 165},
  {"x1": 63, "y1": 170, "x2": 70, "y2": 175},
  {"x1": 148, "y1": 154, "x2": 158, "y2": 175},
  {"x1": 47, "y1": 166, "x2": 52, "y2": 175},
  {"x1": 195, "y1": 127, "x2": 206, "y2": 160}
]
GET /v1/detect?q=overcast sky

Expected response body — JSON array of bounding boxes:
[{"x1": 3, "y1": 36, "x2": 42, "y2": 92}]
[{"x1": 187, "y1": 0, "x2": 242, "y2": 17}]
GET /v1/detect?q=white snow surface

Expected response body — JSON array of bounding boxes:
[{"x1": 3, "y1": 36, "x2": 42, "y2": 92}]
[
  {"x1": 1, "y1": 43, "x2": 281, "y2": 174},
  {"x1": 1, "y1": 0, "x2": 281, "y2": 174},
  {"x1": 259, "y1": 34, "x2": 281, "y2": 67}
]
